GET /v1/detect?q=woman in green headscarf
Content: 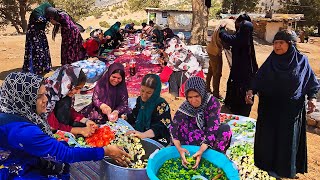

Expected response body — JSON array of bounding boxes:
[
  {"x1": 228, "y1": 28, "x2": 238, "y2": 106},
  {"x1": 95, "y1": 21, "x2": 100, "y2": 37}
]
[
  {"x1": 125, "y1": 74, "x2": 171, "y2": 146},
  {"x1": 101, "y1": 22, "x2": 123, "y2": 50}
]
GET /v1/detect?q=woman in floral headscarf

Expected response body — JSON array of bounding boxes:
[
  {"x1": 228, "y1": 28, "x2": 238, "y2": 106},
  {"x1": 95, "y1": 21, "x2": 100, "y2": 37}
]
[
  {"x1": 0, "y1": 72, "x2": 131, "y2": 179},
  {"x1": 45, "y1": 65, "x2": 98, "y2": 137},
  {"x1": 170, "y1": 77, "x2": 232, "y2": 168}
]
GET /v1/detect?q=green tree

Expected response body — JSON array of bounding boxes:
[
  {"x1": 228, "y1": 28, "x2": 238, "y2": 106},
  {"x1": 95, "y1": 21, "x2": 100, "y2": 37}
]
[
  {"x1": 127, "y1": 0, "x2": 160, "y2": 12},
  {"x1": 209, "y1": 0, "x2": 222, "y2": 19},
  {"x1": 0, "y1": 0, "x2": 43, "y2": 33},
  {"x1": 53, "y1": 0, "x2": 95, "y2": 22},
  {"x1": 222, "y1": 0, "x2": 259, "y2": 14},
  {"x1": 278, "y1": 0, "x2": 320, "y2": 34}
]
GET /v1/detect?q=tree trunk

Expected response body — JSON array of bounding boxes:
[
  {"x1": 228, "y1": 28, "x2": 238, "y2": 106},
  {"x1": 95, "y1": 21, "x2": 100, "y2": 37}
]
[
  {"x1": 190, "y1": 0, "x2": 208, "y2": 45},
  {"x1": 18, "y1": 0, "x2": 28, "y2": 33}
]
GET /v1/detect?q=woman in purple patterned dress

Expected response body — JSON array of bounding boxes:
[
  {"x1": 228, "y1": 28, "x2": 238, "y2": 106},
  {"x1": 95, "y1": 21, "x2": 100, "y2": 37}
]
[
  {"x1": 169, "y1": 76, "x2": 232, "y2": 168},
  {"x1": 48, "y1": 7, "x2": 86, "y2": 65},
  {"x1": 81, "y1": 63, "x2": 129, "y2": 124}
]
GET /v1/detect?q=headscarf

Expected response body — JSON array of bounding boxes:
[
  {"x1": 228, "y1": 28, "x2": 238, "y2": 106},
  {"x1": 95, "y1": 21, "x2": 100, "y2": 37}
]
[
  {"x1": 0, "y1": 72, "x2": 53, "y2": 136},
  {"x1": 163, "y1": 28, "x2": 175, "y2": 40},
  {"x1": 178, "y1": 77, "x2": 212, "y2": 130},
  {"x1": 45, "y1": 65, "x2": 82, "y2": 113},
  {"x1": 104, "y1": 22, "x2": 121, "y2": 38},
  {"x1": 89, "y1": 28, "x2": 103, "y2": 43},
  {"x1": 135, "y1": 74, "x2": 165, "y2": 132},
  {"x1": 253, "y1": 30, "x2": 320, "y2": 99},
  {"x1": 152, "y1": 29, "x2": 164, "y2": 44},
  {"x1": 94, "y1": 63, "x2": 128, "y2": 110}
]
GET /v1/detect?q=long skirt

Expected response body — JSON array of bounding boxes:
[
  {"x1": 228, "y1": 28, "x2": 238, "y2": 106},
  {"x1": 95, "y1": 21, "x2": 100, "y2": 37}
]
[
  {"x1": 23, "y1": 24, "x2": 52, "y2": 75},
  {"x1": 254, "y1": 96, "x2": 307, "y2": 178}
]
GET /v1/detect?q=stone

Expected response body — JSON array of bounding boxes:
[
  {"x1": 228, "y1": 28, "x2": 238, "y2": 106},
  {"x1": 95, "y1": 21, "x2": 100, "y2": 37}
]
[
  {"x1": 314, "y1": 128, "x2": 320, "y2": 135},
  {"x1": 307, "y1": 117, "x2": 317, "y2": 126},
  {"x1": 317, "y1": 121, "x2": 320, "y2": 129}
]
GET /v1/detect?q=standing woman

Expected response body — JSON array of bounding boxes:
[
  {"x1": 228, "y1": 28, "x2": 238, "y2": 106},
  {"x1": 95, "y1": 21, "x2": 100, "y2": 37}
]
[
  {"x1": 23, "y1": 2, "x2": 53, "y2": 75},
  {"x1": 47, "y1": 7, "x2": 86, "y2": 65},
  {"x1": 219, "y1": 17, "x2": 258, "y2": 116},
  {"x1": 246, "y1": 30, "x2": 320, "y2": 179}
]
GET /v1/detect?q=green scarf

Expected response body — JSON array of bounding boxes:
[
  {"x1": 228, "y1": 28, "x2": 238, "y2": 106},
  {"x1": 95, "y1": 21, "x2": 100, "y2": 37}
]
[
  {"x1": 104, "y1": 23, "x2": 120, "y2": 38},
  {"x1": 135, "y1": 74, "x2": 165, "y2": 132}
]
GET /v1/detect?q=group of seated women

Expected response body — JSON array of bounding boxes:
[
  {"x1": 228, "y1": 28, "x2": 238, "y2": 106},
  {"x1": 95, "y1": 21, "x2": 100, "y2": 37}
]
[{"x1": 0, "y1": 62, "x2": 231, "y2": 178}]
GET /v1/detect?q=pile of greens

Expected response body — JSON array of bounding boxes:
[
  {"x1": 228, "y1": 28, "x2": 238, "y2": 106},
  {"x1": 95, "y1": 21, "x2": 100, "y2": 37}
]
[
  {"x1": 228, "y1": 143, "x2": 275, "y2": 180},
  {"x1": 157, "y1": 157, "x2": 227, "y2": 180},
  {"x1": 232, "y1": 121, "x2": 255, "y2": 137}
]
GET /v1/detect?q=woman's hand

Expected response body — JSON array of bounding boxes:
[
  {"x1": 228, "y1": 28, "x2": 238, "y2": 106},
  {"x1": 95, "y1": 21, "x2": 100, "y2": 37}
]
[
  {"x1": 86, "y1": 120, "x2": 98, "y2": 130},
  {"x1": 108, "y1": 110, "x2": 119, "y2": 122},
  {"x1": 177, "y1": 147, "x2": 190, "y2": 168},
  {"x1": 100, "y1": 104, "x2": 112, "y2": 115},
  {"x1": 80, "y1": 126, "x2": 95, "y2": 137},
  {"x1": 120, "y1": 114, "x2": 127, "y2": 120},
  {"x1": 192, "y1": 151, "x2": 203, "y2": 169},
  {"x1": 245, "y1": 90, "x2": 254, "y2": 105},
  {"x1": 103, "y1": 145, "x2": 131, "y2": 167},
  {"x1": 307, "y1": 98, "x2": 317, "y2": 114},
  {"x1": 125, "y1": 130, "x2": 145, "y2": 139}
]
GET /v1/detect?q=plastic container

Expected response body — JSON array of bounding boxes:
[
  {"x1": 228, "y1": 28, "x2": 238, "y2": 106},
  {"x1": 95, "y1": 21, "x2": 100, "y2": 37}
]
[{"x1": 147, "y1": 145, "x2": 239, "y2": 180}]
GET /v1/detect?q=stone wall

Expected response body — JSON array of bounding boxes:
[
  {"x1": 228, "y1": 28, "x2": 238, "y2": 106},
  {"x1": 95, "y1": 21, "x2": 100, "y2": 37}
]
[{"x1": 252, "y1": 20, "x2": 267, "y2": 40}]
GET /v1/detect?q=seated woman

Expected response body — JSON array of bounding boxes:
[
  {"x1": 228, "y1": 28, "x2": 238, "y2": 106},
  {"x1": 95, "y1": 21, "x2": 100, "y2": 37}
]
[
  {"x1": 150, "y1": 29, "x2": 164, "y2": 49},
  {"x1": 46, "y1": 65, "x2": 97, "y2": 137},
  {"x1": 0, "y1": 72, "x2": 130, "y2": 179},
  {"x1": 81, "y1": 63, "x2": 129, "y2": 124},
  {"x1": 125, "y1": 74, "x2": 171, "y2": 146},
  {"x1": 101, "y1": 22, "x2": 123, "y2": 50},
  {"x1": 83, "y1": 28, "x2": 106, "y2": 57},
  {"x1": 170, "y1": 77, "x2": 232, "y2": 168}
]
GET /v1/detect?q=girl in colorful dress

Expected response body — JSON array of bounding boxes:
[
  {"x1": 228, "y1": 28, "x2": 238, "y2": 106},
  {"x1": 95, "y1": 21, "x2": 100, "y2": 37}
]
[
  {"x1": 45, "y1": 65, "x2": 98, "y2": 137},
  {"x1": 170, "y1": 77, "x2": 232, "y2": 168}
]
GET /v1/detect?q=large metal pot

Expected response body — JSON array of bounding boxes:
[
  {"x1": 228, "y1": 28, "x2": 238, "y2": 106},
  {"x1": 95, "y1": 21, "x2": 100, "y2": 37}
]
[{"x1": 100, "y1": 138, "x2": 164, "y2": 180}]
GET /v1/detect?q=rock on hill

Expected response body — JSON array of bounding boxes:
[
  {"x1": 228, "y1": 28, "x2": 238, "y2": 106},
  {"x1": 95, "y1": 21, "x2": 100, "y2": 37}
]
[{"x1": 95, "y1": 0, "x2": 126, "y2": 7}]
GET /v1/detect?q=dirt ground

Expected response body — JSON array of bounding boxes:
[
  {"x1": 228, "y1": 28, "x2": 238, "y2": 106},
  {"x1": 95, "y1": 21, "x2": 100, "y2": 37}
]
[{"x1": 0, "y1": 32, "x2": 319, "y2": 179}]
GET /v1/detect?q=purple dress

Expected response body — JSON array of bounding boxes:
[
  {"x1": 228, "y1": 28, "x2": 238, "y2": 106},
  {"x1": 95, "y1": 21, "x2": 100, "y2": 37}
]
[
  {"x1": 81, "y1": 63, "x2": 129, "y2": 124},
  {"x1": 170, "y1": 96, "x2": 232, "y2": 153},
  {"x1": 59, "y1": 13, "x2": 86, "y2": 65}
]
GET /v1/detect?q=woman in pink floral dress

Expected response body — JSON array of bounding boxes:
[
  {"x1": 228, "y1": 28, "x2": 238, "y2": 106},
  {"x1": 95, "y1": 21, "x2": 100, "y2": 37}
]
[
  {"x1": 169, "y1": 76, "x2": 232, "y2": 168},
  {"x1": 48, "y1": 7, "x2": 86, "y2": 65}
]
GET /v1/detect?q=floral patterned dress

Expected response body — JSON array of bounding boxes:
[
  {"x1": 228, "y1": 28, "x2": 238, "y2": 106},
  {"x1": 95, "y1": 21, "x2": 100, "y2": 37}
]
[
  {"x1": 23, "y1": 3, "x2": 52, "y2": 75},
  {"x1": 59, "y1": 13, "x2": 86, "y2": 65},
  {"x1": 127, "y1": 97, "x2": 171, "y2": 146},
  {"x1": 170, "y1": 96, "x2": 232, "y2": 153}
]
